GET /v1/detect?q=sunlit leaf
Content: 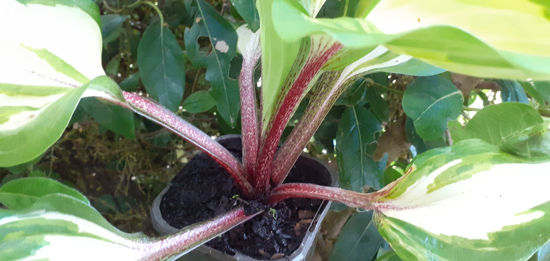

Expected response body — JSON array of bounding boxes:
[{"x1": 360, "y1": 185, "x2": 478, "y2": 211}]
[
  {"x1": 0, "y1": 178, "x2": 256, "y2": 261},
  {"x1": 272, "y1": 0, "x2": 550, "y2": 80},
  {"x1": 449, "y1": 103, "x2": 545, "y2": 149},
  {"x1": 0, "y1": 0, "x2": 125, "y2": 167},
  {"x1": 374, "y1": 139, "x2": 550, "y2": 261}
]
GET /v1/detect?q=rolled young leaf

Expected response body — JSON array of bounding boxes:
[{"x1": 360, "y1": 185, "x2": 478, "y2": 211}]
[{"x1": 373, "y1": 139, "x2": 550, "y2": 260}]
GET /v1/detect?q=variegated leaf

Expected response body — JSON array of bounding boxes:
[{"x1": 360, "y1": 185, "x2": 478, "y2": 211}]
[
  {"x1": 374, "y1": 139, "x2": 550, "y2": 261},
  {"x1": 0, "y1": 178, "x2": 257, "y2": 261},
  {"x1": 0, "y1": 0, "x2": 124, "y2": 167},
  {"x1": 272, "y1": 0, "x2": 550, "y2": 80}
]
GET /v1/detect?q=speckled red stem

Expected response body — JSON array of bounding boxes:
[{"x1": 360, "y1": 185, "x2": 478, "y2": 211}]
[
  {"x1": 139, "y1": 208, "x2": 259, "y2": 260},
  {"x1": 267, "y1": 183, "x2": 381, "y2": 210},
  {"x1": 122, "y1": 91, "x2": 254, "y2": 196},
  {"x1": 240, "y1": 53, "x2": 261, "y2": 179},
  {"x1": 271, "y1": 71, "x2": 348, "y2": 186},
  {"x1": 255, "y1": 42, "x2": 343, "y2": 194}
]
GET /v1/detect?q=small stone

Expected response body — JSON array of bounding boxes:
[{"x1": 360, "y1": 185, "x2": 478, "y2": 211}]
[{"x1": 271, "y1": 253, "x2": 285, "y2": 260}]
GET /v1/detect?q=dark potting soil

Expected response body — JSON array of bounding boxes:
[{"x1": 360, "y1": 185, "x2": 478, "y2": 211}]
[{"x1": 160, "y1": 137, "x2": 331, "y2": 260}]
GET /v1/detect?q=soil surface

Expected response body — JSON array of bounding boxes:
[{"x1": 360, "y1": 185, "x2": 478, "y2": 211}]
[{"x1": 160, "y1": 137, "x2": 332, "y2": 260}]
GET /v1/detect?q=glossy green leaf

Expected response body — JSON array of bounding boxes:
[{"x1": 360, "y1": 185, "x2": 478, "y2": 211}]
[
  {"x1": 81, "y1": 98, "x2": 136, "y2": 139},
  {"x1": 119, "y1": 73, "x2": 140, "y2": 92},
  {"x1": 374, "y1": 139, "x2": 550, "y2": 261},
  {"x1": 365, "y1": 75, "x2": 390, "y2": 121},
  {"x1": 181, "y1": 90, "x2": 216, "y2": 113},
  {"x1": 230, "y1": 0, "x2": 260, "y2": 31},
  {"x1": 330, "y1": 211, "x2": 382, "y2": 261},
  {"x1": 185, "y1": 0, "x2": 240, "y2": 127},
  {"x1": 336, "y1": 105, "x2": 382, "y2": 191},
  {"x1": 101, "y1": 14, "x2": 128, "y2": 45},
  {"x1": 450, "y1": 103, "x2": 545, "y2": 149},
  {"x1": 272, "y1": 0, "x2": 550, "y2": 80},
  {"x1": 138, "y1": 20, "x2": 185, "y2": 111},
  {"x1": 497, "y1": 80, "x2": 529, "y2": 103},
  {"x1": 402, "y1": 76, "x2": 463, "y2": 141}
]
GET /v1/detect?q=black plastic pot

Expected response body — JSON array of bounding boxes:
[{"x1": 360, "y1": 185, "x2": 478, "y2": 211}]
[{"x1": 151, "y1": 135, "x2": 334, "y2": 261}]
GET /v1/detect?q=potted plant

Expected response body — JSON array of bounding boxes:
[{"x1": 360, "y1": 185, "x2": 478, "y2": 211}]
[{"x1": 2, "y1": 0, "x2": 550, "y2": 260}]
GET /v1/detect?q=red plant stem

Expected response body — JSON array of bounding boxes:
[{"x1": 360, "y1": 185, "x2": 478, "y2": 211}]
[
  {"x1": 122, "y1": 91, "x2": 255, "y2": 196},
  {"x1": 271, "y1": 71, "x2": 348, "y2": 185},
  {"x1": 267, "y1": 183, "x2": 382, "y2": 210},
  {"x1": 255, "y1": 42, "x2": 343, "y2": 194},
  {"x1": 139, "y1": 208, "x2": 260, "y2": 260},
  {"x1": 240, "y1": 53, "x2": 261, "y2": 179}
]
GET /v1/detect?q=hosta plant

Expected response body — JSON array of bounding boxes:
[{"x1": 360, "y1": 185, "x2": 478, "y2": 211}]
[{"x1": 1, "y1": 0, "x2": 550, "y2": 260}]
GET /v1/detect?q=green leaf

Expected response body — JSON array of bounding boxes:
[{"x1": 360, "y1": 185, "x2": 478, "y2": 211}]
[
  {"x1": 523, "y1": 81, "x2": 550, "y2": 108},
  {"x1": 101, "y1": 14, "x2": 128, "y2": 45},
  {"x1": 185, "y1": 0, "x2": 240, "y2": 127},
  {"x1": 272, "y1": 0, "x2": 550, "y2": 80},
  {"x1": 336, "y1": 106, "x2": 382, "y2": 191},
  {"x1": 138, "y1": 21, "x2": 185, "y2": 111},
  {"x1": 181, "y1": 90, "x2": 216, "y2": 113},
  {"x1": 450, "y1": 103, "x2": 545, "y2": 149},
  {"x1": 230, "y1": 0, "x2": 260, "y2": 31},
  {"x1": 497, "y1": 80, "x2": 529, "y2": 103},
  {"x1": 80, "y1": 98, "x2": 136, "y2": 139},
  {"x1": 365, "y1": 77, "x2": 389, "y2": 121},
  {"x1": 105, "y1": 54, "x2": 121, "y2": 77},
  {"x1": 330, "y1": 211, "x2": 382, "y2": 261},
  {"x1": 335, "y1": 78, "x2": 367, "y2": 106},
  {"x1": 119, "y1": 73, "x2": 140, "y2": 92},
  {"x1": 0, "y1": 177, "x2": 89, "y2": 210},
  {"x1": 402, "y1": 76, "x2": 463, "y2": 141},
  {"x1": 374, "y1": 139, "x2": 550, "y2": 261}
]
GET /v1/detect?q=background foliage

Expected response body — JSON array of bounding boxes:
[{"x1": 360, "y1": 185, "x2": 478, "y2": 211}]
[{"x1": 2, "y1": 0, "x2": 550, "y2": 260}]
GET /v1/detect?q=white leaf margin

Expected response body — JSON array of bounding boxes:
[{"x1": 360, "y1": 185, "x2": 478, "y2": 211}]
[{"x1": 0, "y1": 1, "x2": 104, "y2": 87}]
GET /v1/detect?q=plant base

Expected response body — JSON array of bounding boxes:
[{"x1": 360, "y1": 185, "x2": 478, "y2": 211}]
[{"x1": 151, "y1": 135, "x2": 333, "y2": 260}]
